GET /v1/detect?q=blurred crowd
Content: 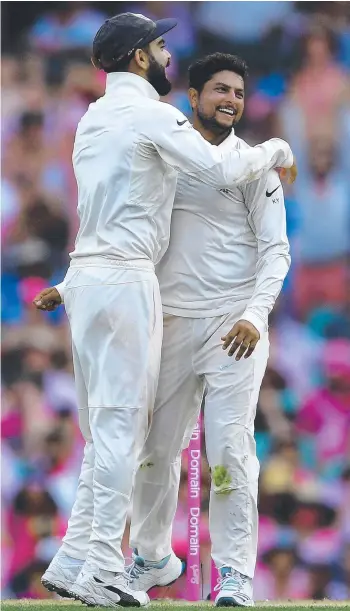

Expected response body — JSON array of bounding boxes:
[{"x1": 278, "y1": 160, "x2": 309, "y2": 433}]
[{"x1": 1, "y1": 1, "x2": 350, "y2": 602}]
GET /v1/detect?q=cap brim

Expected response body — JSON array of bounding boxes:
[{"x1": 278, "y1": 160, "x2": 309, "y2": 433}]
[{"x1": 143, "y1": 17, "x2": 177, "y2": 45}]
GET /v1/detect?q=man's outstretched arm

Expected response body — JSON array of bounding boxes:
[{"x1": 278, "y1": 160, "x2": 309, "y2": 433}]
[{"x1": 138, "y1": 103, "x2": 297, "y2": 188}]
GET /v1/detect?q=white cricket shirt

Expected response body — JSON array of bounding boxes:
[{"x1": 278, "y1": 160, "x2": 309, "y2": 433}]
[
  {"x1": 157, "y1": 131, "x2": 291, "y2": 335},
  {"x1": 56, "y1": 72, "x2": 293, "y2": 301},
  {"x1": 68, "y1": 72, "x2": 293, "y2": 265}
]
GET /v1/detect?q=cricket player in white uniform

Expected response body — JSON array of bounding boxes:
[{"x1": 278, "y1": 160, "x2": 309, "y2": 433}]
[
  {"x1": 34, "y1": 15, "x2": 295, "y2": 608},
  {"x1": 122, "y1": 53, "x2": 292, "y2": 607}
]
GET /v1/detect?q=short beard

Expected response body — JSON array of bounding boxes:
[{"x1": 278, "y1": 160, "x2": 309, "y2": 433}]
[
  {"x1": 197, "y1": 107, "x2": 236, "y2": 138},
  {"x1": 147, "y1": 54, "x2": 172, "y2": 96}
]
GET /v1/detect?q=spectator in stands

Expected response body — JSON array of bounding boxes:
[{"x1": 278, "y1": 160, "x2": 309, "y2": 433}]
[
  {"x1": 29, "y1": 2, "x2": 105, "y2": 53},
  {"x1": 261, "y1": 440, "x2": 316, "y2": 497},
  {"x1": 254, "y1": 544, "x2": 310, "y2": 600},
  {"x1": 5, "y1": 484, "x2": 66, "y2": 582},
  {"x1": 296, "y1": 339, "x2": 350, "y2": 479},
  {"x1": 292, "y1": 134, "x2": 350, "y2": 318},
  {"x1": 288, "y1": 22, "x2": 348, "y2": 136},
  {"x1": 1, "y1": 1, "x2": 349, "y2": 601}
]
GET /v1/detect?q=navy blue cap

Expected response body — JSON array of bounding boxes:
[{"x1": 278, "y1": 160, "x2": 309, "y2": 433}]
[{"x1": 93, "y1": 12, "x2": 177, "y2": 71}]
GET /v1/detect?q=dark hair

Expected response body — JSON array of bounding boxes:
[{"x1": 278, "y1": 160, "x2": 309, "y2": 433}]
[
  {"x1": 93, "y1": 43, "x2": 150, "y2": 74},
  {"x1": 93, "y1": 51, "x2": 134, "y2": 74},
  {"x1": 188, "y1": 53, "x2": 248, "y2": 94},
  {"x1": 20, "y1": 111, "x2": 43, "y2": 131},
  {"x1": 13, "y1": 486, "x2": 58, "y2": 517},
  {"x1": 303, "y1": 22, "x2": 337, "y2": 59}
]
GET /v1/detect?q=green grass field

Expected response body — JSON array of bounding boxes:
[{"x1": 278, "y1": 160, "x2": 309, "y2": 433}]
[{"x1": 2, "y1": 600, "x2": 350, "y2": 611}]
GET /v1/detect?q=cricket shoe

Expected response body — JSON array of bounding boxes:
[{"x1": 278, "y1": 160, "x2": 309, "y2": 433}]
[
  {"x1": 69, "y1": 561, "x2": 149, "y2": 607},
  {"x1": 214, "y1": 567, "x2": 254, "y2": 607},
  {"x1": 126, "y1": 550, "x2": 185, "y2": 592},
  {"x1": 41, "y1": 551, "x2": 83, "y2": 598}
]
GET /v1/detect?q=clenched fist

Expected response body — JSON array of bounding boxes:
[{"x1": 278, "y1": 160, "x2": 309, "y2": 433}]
[
  {"x1": 221, "y1": 319, "x2": 260, "y2": 361},
  {"x1": 33, "y1": 287, "x2": 62, "y2": 311}
]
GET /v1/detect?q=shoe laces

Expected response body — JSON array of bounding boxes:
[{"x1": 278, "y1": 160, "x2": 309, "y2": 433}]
[
  {"x1": 214, "y1": 569, "x2": 247, "y2": 592},
  {"x1": 124, "y1": 557, "x2": 150, "y2": 581}
]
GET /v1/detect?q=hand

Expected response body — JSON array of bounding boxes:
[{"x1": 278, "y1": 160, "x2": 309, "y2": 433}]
[
  {"x1": 278, "y1": 160, "x2": 297, "y2": 185},
  {"x1": 33, "y1": 287, "x2": 62, "y2": 311},
  {"x1": 221, "y1": 319, "x2": 260, "y2": 361}
]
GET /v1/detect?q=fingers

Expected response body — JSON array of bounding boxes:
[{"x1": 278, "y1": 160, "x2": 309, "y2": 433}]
[
  {"x1": 222, "y1": 329, "x2": 251, "y2": 360},
  {"x1": 41, "y1": 301, "x2": 57, "y2": 312},
  {"x1": 221, "y1": 323, "x2": 239, "y2": 350},
  {"x1": 285, "y1": 163, "x2": 297, "y2": 184},
  {"x1": 33, "y1": 294, "x2": 48, "y2": 310},
  {"x1": 33, "y1": 297, "x2": 46, "y2": 310},
  {"x1": 33, "y1": 292, "x2": 51, "y2": 309},
  {"x1": 244, "y1": 338, "x2": 259, "y2": 359},
  {"x1": 227, "y1": 332, "x2": 246, "y2": 358},
  {"x1": 234, "y1": 340, "x2": 251, "y2": 361},
  {"x1": 33, "y1": 288, "x2": 61, "y2": 311},
  {"x1": 279, "y1": 168, "x2": 289, "y2": 183},
  {"x1": 279, "y1": 162, "x2": 297, "y2": 185},
  {"x1": 289, "y1": 162, "x2": 297, "y2": 184},
  {"x1": 221, "y1": 320, "x2": 260, "y2": 361}
]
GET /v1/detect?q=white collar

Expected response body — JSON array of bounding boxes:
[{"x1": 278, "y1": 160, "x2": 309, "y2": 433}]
[
  {"x1": 216, "y1": 128, "x2": 238, "y2": 151},
  {"x1": 191, "y1": 125, "x2": 237, "y2": 150},
  {"x1": 105, "y1": 72, "x2": 160, "y2": 101}
]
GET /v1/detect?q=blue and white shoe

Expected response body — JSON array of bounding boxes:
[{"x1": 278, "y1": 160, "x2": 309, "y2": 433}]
[
  {"x1": 214, "y1": 567, "x2": 254, "y2": 607},
  {"x1": 126, "y1": 550, "x2": 185, "y2": 593}
]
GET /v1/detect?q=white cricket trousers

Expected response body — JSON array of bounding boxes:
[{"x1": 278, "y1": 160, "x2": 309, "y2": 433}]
[
  {"x1": 130, "y1": 306, "x2": 269, "y2": 579},
  {"x1": 60, "y1": 258, "x2": 162, "y2": 573}
]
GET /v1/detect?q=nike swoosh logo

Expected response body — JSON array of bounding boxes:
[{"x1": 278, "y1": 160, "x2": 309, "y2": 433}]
[
  {"x1": 177, "y1": 119, "x2": 187, "y2": 126},
  {"x1": 266, "y1": 185, "x2": 280, "y2": 197}
]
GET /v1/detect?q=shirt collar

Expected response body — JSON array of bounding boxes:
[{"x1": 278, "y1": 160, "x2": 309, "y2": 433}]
[
  {"x1": 217, "y1": 128, "x2": 238, "y2": 151},
  {"x1": 105, "y1": 72, "x2": 160, "y2": 101}
]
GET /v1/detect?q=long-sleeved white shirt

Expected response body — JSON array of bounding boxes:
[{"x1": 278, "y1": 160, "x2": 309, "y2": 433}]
[
  {"x1": 68, "y1": 72, "x2": 293, "y2": 266},
  {"x1": 157, "y1": 131, "x2": 291, "y2": 335}
]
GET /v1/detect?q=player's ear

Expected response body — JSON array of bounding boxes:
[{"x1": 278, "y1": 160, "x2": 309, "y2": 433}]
[
  {"x1": 188, "y1": 88, "x2": 198, "y2": 111},
  {"x1": 134, "y1": 48, "x2": 150, "y2": 71}
]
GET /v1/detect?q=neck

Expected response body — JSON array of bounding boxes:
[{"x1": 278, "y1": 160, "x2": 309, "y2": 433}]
[
  {"x1": 192, "y1": 115, "x2": 231, "y2": 146},
  {"x1": 129, "y1": 65, "x2": 146, "y2": 80}
]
